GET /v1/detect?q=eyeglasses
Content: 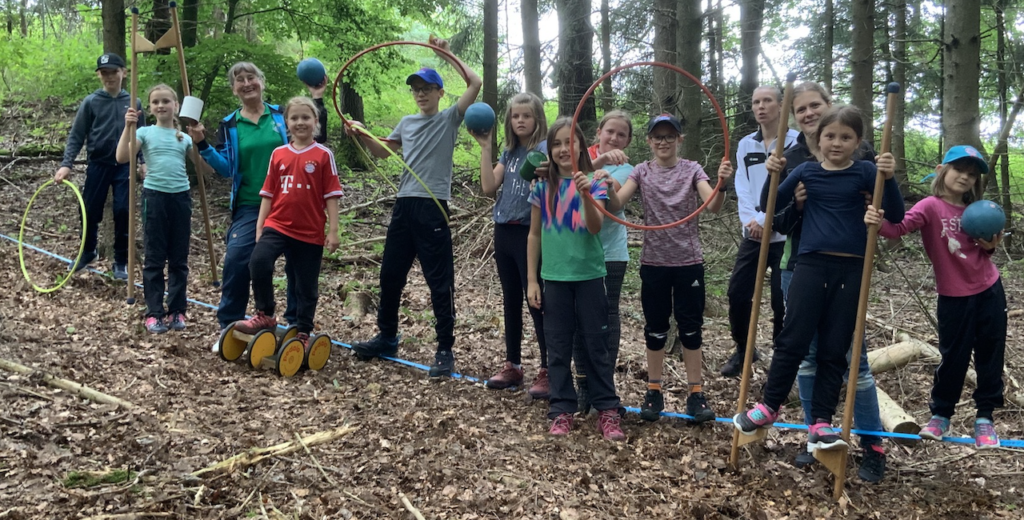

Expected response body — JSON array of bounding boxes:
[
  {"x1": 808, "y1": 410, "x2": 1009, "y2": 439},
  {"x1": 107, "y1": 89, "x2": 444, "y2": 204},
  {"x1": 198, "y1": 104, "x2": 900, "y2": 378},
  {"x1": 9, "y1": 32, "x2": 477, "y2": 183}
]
[
  {"x1": 649, "y1": 135, "x2": 678, "y2": 144},
  {"x1": 410, "y1": 86, "x2": 438, "y2": 95}
]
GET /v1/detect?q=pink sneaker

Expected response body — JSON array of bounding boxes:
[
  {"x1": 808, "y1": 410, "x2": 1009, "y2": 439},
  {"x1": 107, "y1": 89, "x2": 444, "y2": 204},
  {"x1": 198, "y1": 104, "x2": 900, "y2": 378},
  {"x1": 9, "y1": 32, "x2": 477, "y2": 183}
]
[
  {"x1": 485, "y1": 361, "x2": 524, "y2": 390},
  {"x1": 733, "y1": 402, "x2": 778, "y2": 435},
  {"x1": 549, "y1": 413, "x2": 573, "y2": 435},
  {"x1": 597, "y1": 409, "x2": 625, "y2": 441},
  {"x1": 233, "y1": 311, "x2": 277, "y2": 335}
]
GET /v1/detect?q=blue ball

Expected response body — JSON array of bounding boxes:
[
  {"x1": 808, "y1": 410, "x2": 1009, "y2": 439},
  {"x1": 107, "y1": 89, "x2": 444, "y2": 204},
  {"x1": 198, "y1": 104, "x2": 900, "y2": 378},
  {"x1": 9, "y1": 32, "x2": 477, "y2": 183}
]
[
  {"x1": 961, "y1": 200, "x2": 1005, "y2": 240},
  {"x1": 465, "y1": 102, "x2": 495, "y2": 133},
  {"x1": 297, "y1": 58, "x2": 326, "y2": 87}
]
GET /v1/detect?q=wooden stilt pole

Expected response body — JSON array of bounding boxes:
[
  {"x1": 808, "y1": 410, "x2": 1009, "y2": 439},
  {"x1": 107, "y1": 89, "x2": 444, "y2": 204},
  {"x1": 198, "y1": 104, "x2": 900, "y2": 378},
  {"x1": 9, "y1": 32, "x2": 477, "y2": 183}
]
[
  {"x1": 125, "y1": 9, "x2": 141, "y2": 305},
  {"x1": 828, "y1": 82, "x2": 901, "y2": 500},
  {"x1": 729, "y1": 72, "x2": 797, "y2": 470}
]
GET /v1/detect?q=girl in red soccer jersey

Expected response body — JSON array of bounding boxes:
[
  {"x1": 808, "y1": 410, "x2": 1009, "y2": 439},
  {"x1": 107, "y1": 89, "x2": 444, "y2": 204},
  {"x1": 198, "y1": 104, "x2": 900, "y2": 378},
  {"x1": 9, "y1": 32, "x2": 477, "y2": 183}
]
[{"x1": 232, "y1": 97, "x2": 342, "y2": 350}]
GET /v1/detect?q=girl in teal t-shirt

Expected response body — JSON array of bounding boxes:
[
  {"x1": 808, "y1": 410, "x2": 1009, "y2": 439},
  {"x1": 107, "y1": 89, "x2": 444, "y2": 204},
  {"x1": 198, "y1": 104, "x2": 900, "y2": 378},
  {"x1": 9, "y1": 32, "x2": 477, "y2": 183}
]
[{"x1": 526, "y1": 117, "x2": 624, "y2": 442}]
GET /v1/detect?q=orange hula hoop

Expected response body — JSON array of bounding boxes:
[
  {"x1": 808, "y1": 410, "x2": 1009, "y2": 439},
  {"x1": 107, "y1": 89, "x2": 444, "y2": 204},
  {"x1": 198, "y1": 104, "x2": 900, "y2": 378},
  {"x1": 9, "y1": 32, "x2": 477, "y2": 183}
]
[{"x1": 570, "y1": 61, "x2": 731, "y2": 231}]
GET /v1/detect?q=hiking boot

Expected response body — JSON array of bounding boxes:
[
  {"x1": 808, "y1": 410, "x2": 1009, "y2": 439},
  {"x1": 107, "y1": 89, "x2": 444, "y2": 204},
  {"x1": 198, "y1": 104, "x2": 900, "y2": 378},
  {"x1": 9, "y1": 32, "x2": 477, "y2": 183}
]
[
  {"x1": 113, "y1": 262, "x2": 128, "y2": 280},
  {"x1": 685, "y1": 391, "x2": 716, "y2": 424},
  {"x1": 486, "y1": 362, "x2": 524, "y2": 390},
  {"x1": 974, "y1": 418, "x2": 1000, "y2": 449},
  {"x1": 575, "y1": 376, "x2": 590, "y2": 413},
  {"x1": 168, "y1": 312, "x2": 186, "y2": 331},
  {"x1": 232, "y1": 311, "x2": 277, "y2": 335},
  {"x1": 720, "y1": 348, "x2": 760, "y2": 377},
  {"x1": 734, "y1": 402, "x2": 778, "y2": 434},
  {"x1": 597, "y1": 409, "x2": 626, "y2": 441},
  {"x1": 794, "y1": 446, "x2": 816, "y2": 468},
  {"x1": 352, "y1": 333, "x2": 399, "y2": 360},
  {"x1": 529, "y1": 369, "x2": 551, "y2": 399},
  {"x1": 70, "y1": 249, "x2": 97, "y2": 273},
  {"x1": 429, "y1": 350, "x2": 455, "y2": 378},
  {"x1": 145, "y1": 316, "x2": 168, "y2": 334},
  {"x1": 808, "y1": 420, "x2": 847, "y2": 452},
  {"x1": 549, "y1": 413, "x2": 573, "y2": 436},
  {"x1": 858, "y1": 443, "x2": 886, "y2": 483},
  {"x1": 919, "y1": 415, "x2": 950, "y2": 441},
  {"x1": 640, "y1": 389, "x2": 664, "y2": 422}
]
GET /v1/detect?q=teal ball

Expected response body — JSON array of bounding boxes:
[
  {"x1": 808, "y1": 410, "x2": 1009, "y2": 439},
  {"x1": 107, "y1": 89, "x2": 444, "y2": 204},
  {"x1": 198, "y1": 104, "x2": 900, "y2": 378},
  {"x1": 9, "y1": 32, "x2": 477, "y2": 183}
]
[
  {"x1": 465, "y1": 102, "x2": 495, "y2": 133},
  {"x1": 297, "y1": 58, "x2": 326, "y2": 87},
  {"x1": 961, "y1": 200, "x2": 1005, "y2": 240}
]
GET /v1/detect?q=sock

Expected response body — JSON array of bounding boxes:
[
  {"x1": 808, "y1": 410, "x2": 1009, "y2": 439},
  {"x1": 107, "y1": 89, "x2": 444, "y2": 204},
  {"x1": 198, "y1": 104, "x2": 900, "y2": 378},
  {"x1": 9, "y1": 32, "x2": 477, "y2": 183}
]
[
  {"x1": 512, "y1": 363, "x2": 522, "y2": 370},
  {"x1": 648, "y1": 380, "x2": 662, "y2": 392},
  {"x1": 689, "y1": 383, "x2": 702, "y2": 394}
]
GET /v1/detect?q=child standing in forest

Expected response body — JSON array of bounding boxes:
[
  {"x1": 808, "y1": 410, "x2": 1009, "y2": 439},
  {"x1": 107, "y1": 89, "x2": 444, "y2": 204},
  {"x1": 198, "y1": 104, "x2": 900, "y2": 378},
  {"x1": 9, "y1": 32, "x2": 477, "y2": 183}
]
[
  {"x1": 865, "y1": 145, "x2": 1006, "y2": 448},
  {"x1": 734, "y1": 106, "x2": 904, "y2": 453},
  {"x1": 115, "y1": 84, "x2": 193, "y2": 333},
  {"x1": 232, "y1": 97, "x2": 342, "y2": 351},
  {"x1": 472, "y1": 92, "x2": 550, "y2": 397},
  {"x1": 55, "y1": 53, "x2": 144, "y2": 278},
  {"x1": 604, "y1": 114, "x2": 732, "y2": 423},
  {"x1": 526, "y1": 117, "x2": 624, "y2": 441}
]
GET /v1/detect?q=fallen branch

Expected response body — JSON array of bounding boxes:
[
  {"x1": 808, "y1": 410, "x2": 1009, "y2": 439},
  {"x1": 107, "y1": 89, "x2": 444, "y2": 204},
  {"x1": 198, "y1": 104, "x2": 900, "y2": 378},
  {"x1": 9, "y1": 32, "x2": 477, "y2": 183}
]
[
  {"x1": 0, "y1": 358, "x2": 135, "y2": 409},
  {"x1": 876, "y1": 387, "x2": 920, "y2": 447},
  {"x1": 192, "y1": 425, "x2": 358, "y2": 477},
  {"x1": 867, "y1": 339, "x2": 925, "y2": 374},
  {"x1": 339, "y1": 194, "x2": 395, "y2": 214},
  {"x1": 399, "y1": 492, "x2": 426, "y2": 520},
  {"x1": 295, "y1": 432, "x2": 336, "y2": 485}
]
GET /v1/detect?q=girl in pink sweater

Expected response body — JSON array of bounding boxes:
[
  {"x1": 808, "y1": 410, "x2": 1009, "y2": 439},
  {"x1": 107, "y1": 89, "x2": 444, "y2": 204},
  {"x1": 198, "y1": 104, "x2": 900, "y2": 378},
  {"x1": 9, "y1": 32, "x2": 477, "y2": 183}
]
[{"x1": 865, "y1": 145, "x2": 1005, "y2": 449}]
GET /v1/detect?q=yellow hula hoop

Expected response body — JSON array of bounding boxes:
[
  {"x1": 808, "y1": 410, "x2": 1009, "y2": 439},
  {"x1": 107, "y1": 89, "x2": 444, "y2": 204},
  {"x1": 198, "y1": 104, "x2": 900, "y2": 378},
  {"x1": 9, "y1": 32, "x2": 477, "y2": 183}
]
[{"x1": 18, "y1": 179, "x2": 87, "y2": 293}]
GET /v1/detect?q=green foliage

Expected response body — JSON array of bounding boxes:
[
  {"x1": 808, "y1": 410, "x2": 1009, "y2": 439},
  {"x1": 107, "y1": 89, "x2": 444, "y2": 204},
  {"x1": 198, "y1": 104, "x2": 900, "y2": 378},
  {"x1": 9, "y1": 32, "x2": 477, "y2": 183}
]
[{"x1": 62, "y1": 469, "x2": 135, "y2": 489}]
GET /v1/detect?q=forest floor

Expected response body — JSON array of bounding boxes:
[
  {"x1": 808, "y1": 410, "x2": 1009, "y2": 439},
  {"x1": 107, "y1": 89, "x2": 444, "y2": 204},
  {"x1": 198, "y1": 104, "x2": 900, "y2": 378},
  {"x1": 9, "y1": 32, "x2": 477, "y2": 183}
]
[{"x1": 1, "y1": 100, "x2": 1023, "y2": 519}]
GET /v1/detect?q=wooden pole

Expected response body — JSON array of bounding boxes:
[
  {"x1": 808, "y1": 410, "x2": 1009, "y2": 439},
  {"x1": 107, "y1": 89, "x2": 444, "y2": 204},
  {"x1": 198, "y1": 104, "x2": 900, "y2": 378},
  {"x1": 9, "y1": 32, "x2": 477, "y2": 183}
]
[
  {"x1": 168, "y1": 1, "x2": 220, "y2": 287},
  {"x1": 829, "y1": 81, "x2": 901, "y2": 500},
  {"x1": 126, "y1": 9, "x2": 140, "y2": 305},
  {"x1": 729, "y1": 72, "x2": 797, "y2": 470}
]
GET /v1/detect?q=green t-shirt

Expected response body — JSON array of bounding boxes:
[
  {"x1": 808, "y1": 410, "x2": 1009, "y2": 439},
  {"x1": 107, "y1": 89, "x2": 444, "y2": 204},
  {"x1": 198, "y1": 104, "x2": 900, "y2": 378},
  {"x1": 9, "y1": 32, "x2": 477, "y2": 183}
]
[
  {"x1": 235, "y1": 106, "x2": 283, "y2": 207},
  {"x1": 528, "y1": 176, "x2": 608, "y2": 282}
]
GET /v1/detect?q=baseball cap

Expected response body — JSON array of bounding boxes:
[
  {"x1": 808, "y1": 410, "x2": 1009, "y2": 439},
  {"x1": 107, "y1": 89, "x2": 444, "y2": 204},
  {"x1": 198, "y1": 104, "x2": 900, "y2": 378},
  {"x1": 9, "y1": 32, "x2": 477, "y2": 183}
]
[
  {"x1": 406, "y1": 68, "x2": 444, "y2": 89},
  {"x1": 96, "y1": 53, "x2": 126, "y2": 71},
  {"x1": 646, "y1": 113, "x2": 682, "y2": 134},
  {"x1": 942, "y1": 145, "x2": 989, "y2": 174}
]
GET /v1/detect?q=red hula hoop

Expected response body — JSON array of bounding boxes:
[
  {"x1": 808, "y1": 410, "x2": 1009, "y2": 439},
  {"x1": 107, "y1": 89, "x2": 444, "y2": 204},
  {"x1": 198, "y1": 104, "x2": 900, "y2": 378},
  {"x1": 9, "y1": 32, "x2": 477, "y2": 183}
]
[
  {"x1": 331, "y1": 41, "x2": 471, "y2": 127},
  {"x1": 571, "y1": 61, "x2": 731, "y2": 231}
]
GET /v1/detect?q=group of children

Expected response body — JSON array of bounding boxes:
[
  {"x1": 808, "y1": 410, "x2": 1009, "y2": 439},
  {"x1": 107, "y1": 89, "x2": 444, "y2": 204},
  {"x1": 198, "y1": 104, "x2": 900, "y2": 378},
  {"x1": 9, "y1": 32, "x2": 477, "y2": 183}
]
[{"x1": 58, "y1": 48, "x2": 1009, "y2": 464}]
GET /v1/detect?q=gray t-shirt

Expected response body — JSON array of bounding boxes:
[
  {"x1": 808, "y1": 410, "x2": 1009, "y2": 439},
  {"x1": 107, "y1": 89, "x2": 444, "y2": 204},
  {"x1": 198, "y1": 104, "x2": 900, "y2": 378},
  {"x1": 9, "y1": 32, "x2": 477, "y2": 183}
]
[
  {"x1": 493, "y1": 140, "x2": 547, "y2": 224},
  {"x1": 388, "y1": 105, "x2": 463, "y2": 200}
]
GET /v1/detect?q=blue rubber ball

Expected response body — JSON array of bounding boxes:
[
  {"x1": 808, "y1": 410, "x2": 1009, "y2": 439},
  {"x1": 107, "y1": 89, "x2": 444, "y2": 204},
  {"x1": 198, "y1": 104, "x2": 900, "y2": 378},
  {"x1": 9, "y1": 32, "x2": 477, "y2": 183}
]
[
  {"x1": 297, "y1": 58, "x2": 326, "y2": 87},
  {"x1": 961, "y1": 200, "x2": 1005, "y2": 240},
  {"x1": 465, "y1": 102, "x2": 495, "y2": 133}
]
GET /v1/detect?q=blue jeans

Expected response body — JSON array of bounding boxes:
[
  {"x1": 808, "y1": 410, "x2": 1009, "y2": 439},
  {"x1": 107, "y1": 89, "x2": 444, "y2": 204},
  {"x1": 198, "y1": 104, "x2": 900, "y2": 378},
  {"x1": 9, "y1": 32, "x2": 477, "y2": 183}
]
[
  {"x1": 781, "y1": 269, "x2": 883, "y2": 446},
  {"x1": 217, "y1": 205, "x2": 296, "y2": 329}
]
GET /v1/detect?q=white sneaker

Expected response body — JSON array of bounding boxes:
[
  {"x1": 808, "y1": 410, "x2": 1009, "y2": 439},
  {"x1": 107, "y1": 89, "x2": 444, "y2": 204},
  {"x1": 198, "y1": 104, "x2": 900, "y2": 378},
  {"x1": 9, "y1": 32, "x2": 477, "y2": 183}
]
[{"x1": 211, "y1": 337, "x2": 220, "y2": 353}]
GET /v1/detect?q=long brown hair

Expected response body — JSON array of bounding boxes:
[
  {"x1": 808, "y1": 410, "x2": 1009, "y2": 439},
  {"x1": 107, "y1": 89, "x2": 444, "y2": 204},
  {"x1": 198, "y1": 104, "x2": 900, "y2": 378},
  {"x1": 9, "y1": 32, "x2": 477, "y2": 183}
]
[
  {"x1": 503, "y1": 92, "x2": 547, "y2": 151},
  {"x1": 545, "y1": 117, "x2": 593, "y2": 226}
]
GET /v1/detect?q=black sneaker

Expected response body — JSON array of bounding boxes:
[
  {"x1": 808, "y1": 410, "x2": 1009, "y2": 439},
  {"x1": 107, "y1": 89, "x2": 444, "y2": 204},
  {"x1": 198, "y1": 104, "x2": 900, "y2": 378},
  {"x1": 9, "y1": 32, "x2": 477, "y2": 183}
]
[
  {"x1": 858, "y1": 443, "x2": 886, "y2": 483},
  {"x1": 685, "y1": 391, "x2": 716, "y2": 424},
  {"x1": 576, "y1": 377, "x2": 591, "y2": 415},
  {"x1": 352, "y1": 333, "x2": 399, "y2": 360},
  {"x1": 720, "y1": 348, "x2": 760, "y2": 377},
  {"x1": 794, "y1": 446, "x2": 816, "y2": 468},
  {"x1": 70, "y1": 249, "x2": 97, "y2": 273},
  {"x1": 640, "y1": 389, "x2": 664, "y2": 422},
  {"x1": 112, "y1": 262, "x2": 128, "y2": 280},
  {"x1": 429, "y1": 350, "x2": 455, "y2": 378}
]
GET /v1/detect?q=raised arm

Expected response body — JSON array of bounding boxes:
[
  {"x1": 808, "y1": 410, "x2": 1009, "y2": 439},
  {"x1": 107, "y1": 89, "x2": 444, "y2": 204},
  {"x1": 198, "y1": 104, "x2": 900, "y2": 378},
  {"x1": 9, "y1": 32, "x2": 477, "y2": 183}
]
[{"x1": 430, "y1": 36, "x2": 482, "y2": 115}]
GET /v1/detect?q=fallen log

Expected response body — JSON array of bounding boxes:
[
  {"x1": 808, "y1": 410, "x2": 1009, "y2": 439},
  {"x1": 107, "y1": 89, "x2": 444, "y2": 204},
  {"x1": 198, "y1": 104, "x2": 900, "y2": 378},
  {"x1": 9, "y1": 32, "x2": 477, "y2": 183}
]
[
  {"x1": 867, "y1": 340, "x2": 924, "y2": 374},
  {"x1": 0, "y1": 358, "x2": 135, "y2": 409},
  {"x1": 192, "y1": 424, "x2": 358, "y2": 477},
  {"x1": 876, "y1": 387, "x2": 920, "y2": 447}
]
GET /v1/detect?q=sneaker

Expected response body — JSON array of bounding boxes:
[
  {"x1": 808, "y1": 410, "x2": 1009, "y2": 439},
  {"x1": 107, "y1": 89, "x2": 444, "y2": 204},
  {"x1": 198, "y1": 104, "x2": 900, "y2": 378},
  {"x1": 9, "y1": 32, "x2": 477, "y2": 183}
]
[
  {"x1": 794, "y1": 446, "x2": 816, "y2": 468},
  {"x1": 70, "y1": 249, "x2": 97, "y2": 273},
  {"x1": 485, "y1": 362, "x2": 524, "y2": 390},
  {"x1": 858, "y1": 443, "x2": 886, "y2": 483},
  {"x1": 575, "y1": 376, "x2": 589, "y2": 413},
  {"x1": 113, "y1": 262, "x2": 128, "y2": 280},
  {"x1": 549, "y1": 413, "x2": 573, "y2": 435},
  {"x1": 685, "y1": 391, "x2": 716, "y2": 424},
  {"x1": 211, "y1": 337, "x2": 220, "y2": 353},
  {"x1": 232, "y1": 311, "x2": 277, "y2": 335},
  {"x1": 974, "y1": 418, "x2": 1000, "y2": 449},
  {"x1": 808, "y1": 421, "x2": 848, "y2": 452},
  {"x1": 352, "y1": 333, "x2": 399, "y2": 360},
  {"x1": 597, "y1": 409, "x2": 626, "y2": 441},
  {"x1": 168, "y1": 312, "x2": 186, "y2": 331},
  {"x1": 721, "y1": 348, "x2": 760, "y2": 377},
  {"x1": 733, "y1": 403, "x2": 778, "y2": 434},
  {"x1": 640, "y1": 389, "x2": 664, "y2": 422},
  {"x1": 144, "y1": 316, "x2": 168, "y2": 334},
  {"x1": 529, "y1": 369, "x2": 551, "y2": 399},
  {"x1": 919, "y1": 415, "x2": 950, "y2": 440},
  {"x1": 429, "y1": 350, "x2": 455, "y2": 378}
]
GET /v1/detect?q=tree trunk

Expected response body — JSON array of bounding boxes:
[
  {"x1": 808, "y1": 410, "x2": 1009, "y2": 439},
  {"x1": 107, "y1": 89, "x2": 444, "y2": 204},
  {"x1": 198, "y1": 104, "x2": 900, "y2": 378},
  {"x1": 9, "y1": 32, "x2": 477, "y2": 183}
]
[
  {"x1": 19, "y1": 0, "x2": 27, "y2": 36},
  {"x1": 678, "y1": 0, "x2": 702, "y2": 162},
  {"x1": 180, "y1": 0, "x2": 199, "y2": 48},
  {"x1": 147, "y1": 0, "x2": 172, "y2": 55},
  {"x1": 556, "y1": 0, "x2": 596, "y2": 134},
  {"x1": 735, "y1": 0, "x2": 764, "y2": 151},
  {"x1": 714, "y1": 0, "x2": 724, "y2": 100},
  {"x1": 600, "y1": 0, "x2": 613, "y2": 111},
  {"x1": 483, "y1": 0, "x2": 499, "y2": 161},
  {"x1": 850, "y1": 0, "x2": 874, "y2": 144},
  {"x1": 652, "y1": 0, "x2": 677, "y2": 115},
  {"x1": 521, "y1": 0, "x2": 543, "y2": 97},
  {"x1": 995, "y1": 1, "x2": 1011, "y2": 215},
  {"x1": 941, "y1": 0, "x2": 985, "y2": 154},
  {"x1": 824, "y1": 0, "x2": 834, "y2": 93},
  {"x1": 707, "y1": 0, "x2": 718, "y2": 100},
  {"x1": 198, "y1": 0, "x2": 240, "y2": 106},
  {"x1": 892, "y1": 0, "x2": 908, "y2": 191},
  {"x1": 101, "y1": 0, "x2": 126, "y2": 61}
]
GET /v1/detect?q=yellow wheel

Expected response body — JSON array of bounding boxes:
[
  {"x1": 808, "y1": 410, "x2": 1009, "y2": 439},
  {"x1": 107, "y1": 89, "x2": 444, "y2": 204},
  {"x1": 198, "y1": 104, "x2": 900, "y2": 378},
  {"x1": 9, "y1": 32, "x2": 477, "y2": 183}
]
[
  {"x1": 247, "y1": 330, "x2": 278, "y2": 369},
  {"x1": 305, "y1": 334, "x2": 332, "y2": 371},
  {"x1": 219, "y1": 324, "x2": 247, "y2": 362},
  {"x1": 279, "y1": 325, "x2": 299, "y2": 344},
  {"x1": 276, "y1": 339, "x2": 305, "y2": 377}
]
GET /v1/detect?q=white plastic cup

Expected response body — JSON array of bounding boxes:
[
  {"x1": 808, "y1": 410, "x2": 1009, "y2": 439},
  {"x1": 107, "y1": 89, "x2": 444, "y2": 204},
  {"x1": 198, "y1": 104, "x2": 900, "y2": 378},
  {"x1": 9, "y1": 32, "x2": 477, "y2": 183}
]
[{"x1": 179, "y1": 96, "x2": 204, "y2": 123}]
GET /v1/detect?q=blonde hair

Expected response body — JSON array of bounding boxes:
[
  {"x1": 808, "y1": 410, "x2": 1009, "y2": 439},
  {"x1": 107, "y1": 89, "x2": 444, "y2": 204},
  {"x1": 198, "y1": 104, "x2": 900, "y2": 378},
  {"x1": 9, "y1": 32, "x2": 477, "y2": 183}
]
[
  {"x1": 284, "y1": 96, "x2": 321, "y2": 137},
  {"x1": 502, "y1": 92, "x2": 547, "y2": 151},
  {"x1": 932, "y1": 159, "x2": 983, "y2": 204},
  {"x1": 227, "y1": 61, "x2": 266, "y2": 87},
  {"x1": 791, "y1": 81, "x2": 832, "y2": 112},
  {"x1": 595, "y1": 109, "x2": 633, "y2": 143},
  {"x1": 146, "y1": 83, "x2": 183, "y2": 142}
]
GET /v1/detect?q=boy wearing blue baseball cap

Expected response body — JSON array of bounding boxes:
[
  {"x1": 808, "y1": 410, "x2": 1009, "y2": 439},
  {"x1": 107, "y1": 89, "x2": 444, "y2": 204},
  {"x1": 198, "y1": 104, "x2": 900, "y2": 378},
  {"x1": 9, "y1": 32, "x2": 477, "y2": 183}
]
[{"x1": 346, "y1": 37, "x2": 482, "y2": 378}]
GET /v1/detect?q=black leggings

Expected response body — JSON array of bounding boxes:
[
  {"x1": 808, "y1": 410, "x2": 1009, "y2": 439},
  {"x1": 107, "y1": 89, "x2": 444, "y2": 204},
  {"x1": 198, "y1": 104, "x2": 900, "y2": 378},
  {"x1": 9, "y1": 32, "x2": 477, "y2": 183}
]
[
  {"x1": 494, "y1": 224, "x2": 546, "y2": 366},
  {"x1": 640, "y1": 263, "x2": 705, "y2": 351},
  {"x1": 249, "y1": 227, "x2": 323, "y2": 334}
]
